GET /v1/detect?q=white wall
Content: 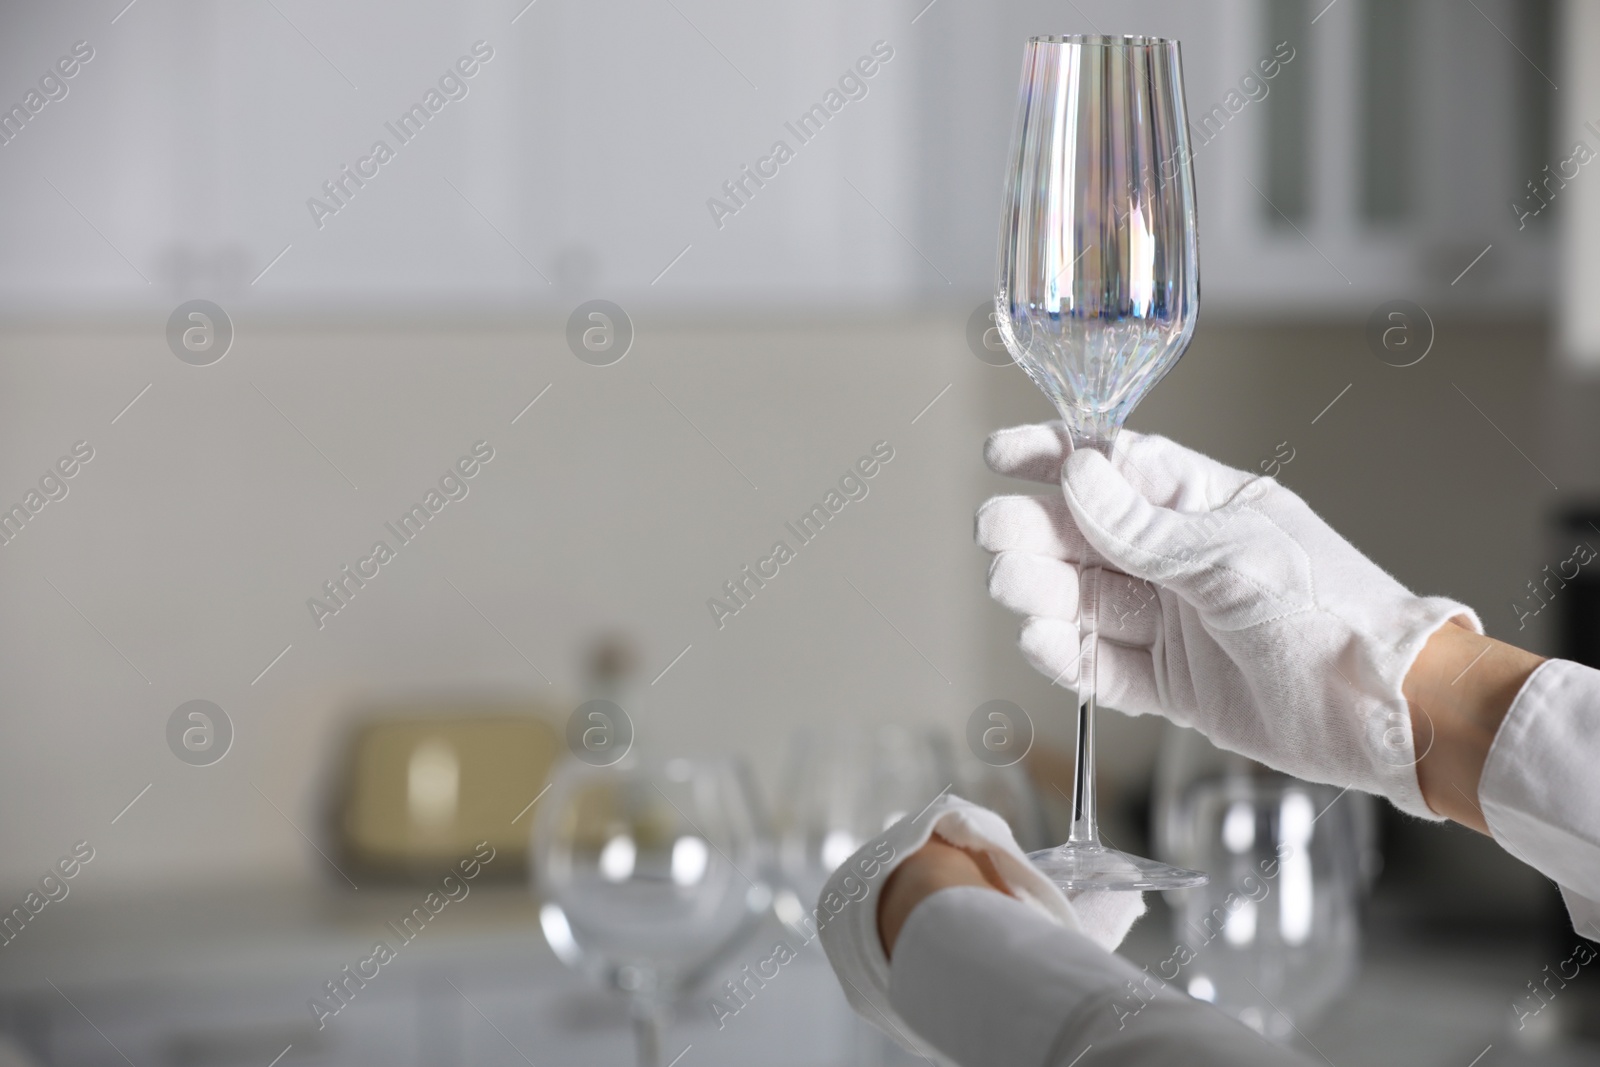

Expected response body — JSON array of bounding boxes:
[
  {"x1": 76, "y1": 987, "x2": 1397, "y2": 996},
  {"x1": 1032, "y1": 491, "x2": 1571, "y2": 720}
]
[{"x1": 0, "y1": 319, "x2": 1005, "y2": 891}]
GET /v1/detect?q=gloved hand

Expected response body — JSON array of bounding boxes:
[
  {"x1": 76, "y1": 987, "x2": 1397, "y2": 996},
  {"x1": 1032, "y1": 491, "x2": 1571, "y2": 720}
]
[
  {"x1": 815, "y1": 793, "x2": 1144, "y2": 1055},
  {"x1": 976, "y1": 423, "x2": 1483, "y2": 819}
]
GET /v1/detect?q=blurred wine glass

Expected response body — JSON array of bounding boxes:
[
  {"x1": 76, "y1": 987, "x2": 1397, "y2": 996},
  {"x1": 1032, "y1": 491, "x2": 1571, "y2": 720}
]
[
  {"x1": 532, "y1": 755, "x2": 770, "y2": 1067},
  {"x1": 771, "y1": 725, "x2": 1047, "y2": 919},
  {"x1": 771, "y1": 726, "x2": 964, "y2": 1067},
  {"x1": 1154, "y1": 726, "x2": 1368, "y2": 1041},
  {"x1": 772, "y1": 726, "x2": 942, "y2": 921}
]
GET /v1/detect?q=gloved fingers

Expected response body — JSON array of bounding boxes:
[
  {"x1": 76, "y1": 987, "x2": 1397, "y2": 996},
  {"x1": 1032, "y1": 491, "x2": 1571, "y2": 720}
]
[
  {"x1": 1112, "y1": 432, "x2": 1260, "y2": 513},
  {"x1": 975, "y1": 493, "x2": 1095, "y2": 562},
  {"x1": 987, "y1": 552, "x2": 1162, "y2": 647},
  {"x1": 983, "y1": 422, "x2": 1077, "y2": 484},
  {"x1": 1062, "y1": 448, "x2": 1270, "y2": 592},
  {"x1": 984, "y1": 424, "x2": 1253, "y2": 514},
  {"x1": 984, "y1": 423, "x2": 1165, "y2": 488},
  {"x1": 1017, "y1": 617, "x2": 1164, "y2": 716}
]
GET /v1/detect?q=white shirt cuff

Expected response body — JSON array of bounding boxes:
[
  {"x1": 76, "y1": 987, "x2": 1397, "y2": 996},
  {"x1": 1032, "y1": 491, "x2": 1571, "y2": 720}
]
[{"x1": 1479, "y1": 658, "x2": 1600, "y2": 938}]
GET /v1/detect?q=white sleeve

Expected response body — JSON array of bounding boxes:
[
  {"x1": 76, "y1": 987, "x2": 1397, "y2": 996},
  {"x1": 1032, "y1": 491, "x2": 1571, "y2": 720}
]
[
  {"x1": 887, "y1": 886, "x2": 1314, "y2": 1067},
  {"x1": 1478, "y1": 658, "x2": 1600, "y2": 938}
]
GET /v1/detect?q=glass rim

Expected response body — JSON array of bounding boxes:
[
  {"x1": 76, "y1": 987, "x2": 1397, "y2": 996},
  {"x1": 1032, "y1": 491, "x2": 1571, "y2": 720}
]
[{"x1": 1028, "y1": 34, "x2": 1176, "y2": 47}]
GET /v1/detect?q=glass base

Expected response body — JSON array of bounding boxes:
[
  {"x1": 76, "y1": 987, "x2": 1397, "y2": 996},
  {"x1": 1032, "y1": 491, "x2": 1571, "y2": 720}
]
[{"x1": 1028, "y1": 842, "x2": 1207, "y2": 892}]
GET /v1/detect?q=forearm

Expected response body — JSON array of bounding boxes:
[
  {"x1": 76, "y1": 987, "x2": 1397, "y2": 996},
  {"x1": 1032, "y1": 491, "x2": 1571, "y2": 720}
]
[{"x1": 1402, "y1": 621, "x2": 1545, "y2": 832}]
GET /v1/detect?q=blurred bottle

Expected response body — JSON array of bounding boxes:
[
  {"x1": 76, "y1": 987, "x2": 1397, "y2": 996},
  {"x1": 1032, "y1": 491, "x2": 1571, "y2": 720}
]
[{"x1": 588, "y1": 630, "x2": 641, "y2": 705}]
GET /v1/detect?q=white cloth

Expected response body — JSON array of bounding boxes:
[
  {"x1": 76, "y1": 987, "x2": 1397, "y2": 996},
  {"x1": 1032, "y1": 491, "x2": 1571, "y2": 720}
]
[
  {"x1": 1479, "y1": 657, "x2": 1600, "y2": 938},
  {"x1": 977, "y1": 425, "x2": 1481, "y2": 819},
  {"x1": 814, "y1": 793, "x2": 1144, "y2": 1058}
]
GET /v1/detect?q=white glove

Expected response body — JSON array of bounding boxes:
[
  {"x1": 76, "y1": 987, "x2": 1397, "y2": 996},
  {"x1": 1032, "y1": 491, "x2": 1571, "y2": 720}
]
[
  {"x1": 976, "y1": 424, "x2": 1482, "y2": 820},
  {"x1": 815, "y1": 794, "x2": 1144, "y2": 1056}
]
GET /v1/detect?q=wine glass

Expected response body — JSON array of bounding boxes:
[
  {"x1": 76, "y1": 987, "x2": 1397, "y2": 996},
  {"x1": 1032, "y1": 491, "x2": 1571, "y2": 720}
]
[
  {"x1": 1154, "y1": 727, "x2": 1364, "y2": 1040},
  {"x1": 771, "y1": 727, "x2": 953, "y2": 1065},
  {"x1": 995, "y1": 34, "x2": 1206, "y2": 891},
  {"x1": 532, "y1": 755, "x2": 771, "y2": 1067}
]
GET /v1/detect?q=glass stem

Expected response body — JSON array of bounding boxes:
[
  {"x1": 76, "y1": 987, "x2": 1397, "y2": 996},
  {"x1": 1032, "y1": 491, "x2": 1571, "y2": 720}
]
[
  {"x1": 1069, "y1": 562, "x2": 1102, "y2": 846},
  {"x1": 1067, "y1": 433, "x2": 1113, "y2": 848},
  {"x1": 630, "y1": 995, "x2": 666, "y2": 1067}
]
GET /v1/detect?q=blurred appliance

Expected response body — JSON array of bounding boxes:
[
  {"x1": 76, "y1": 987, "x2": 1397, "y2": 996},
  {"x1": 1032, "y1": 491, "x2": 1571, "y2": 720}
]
[{"x1": 336, "y1": 707, "x2": 560, "y2": 878}]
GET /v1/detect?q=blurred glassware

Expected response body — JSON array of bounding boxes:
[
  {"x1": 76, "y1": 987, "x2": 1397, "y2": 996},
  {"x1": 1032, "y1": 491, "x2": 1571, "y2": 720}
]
[
  {"x1": 772, "y1": 725, "x2": 996, "y2": 1067},
  {"x1": 532, "y1": 755, "x2": 771, "y2": 1067},
  {"x1": 1154, "y1": 725, "x2": 1368, "y2": 1041},
  {"x1": 771, "y1": 726, "x2": 943, "y2": 925},
  {"x1": 770, "y1": 725, "x2": 1048, "y2": 921},
  {"x1": 927, "y1": 728, "x2": 1050, "y2": 854}
]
